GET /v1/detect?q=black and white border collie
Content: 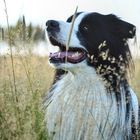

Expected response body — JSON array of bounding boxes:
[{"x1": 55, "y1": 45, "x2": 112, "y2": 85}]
[{"x1": 44, "y1": 12, "x2": 140, "y2": 140}]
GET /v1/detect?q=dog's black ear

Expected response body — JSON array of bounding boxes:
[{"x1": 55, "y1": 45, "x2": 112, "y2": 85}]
[
  {"x1": 117, "y1": 19, "x2": 136, "y2": 39},
  {"x1": 66, "y1": 15, "x2": 73, "y2": 22},
  {"x1": 109, "y1": 14, "x2": 136, "y2": 39},
  {"x1": 66, "y1": 12, "x2": 83, "y2": 23}
]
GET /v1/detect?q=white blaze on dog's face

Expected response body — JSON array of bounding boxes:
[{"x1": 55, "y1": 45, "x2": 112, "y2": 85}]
[
  {"x1": 45, "y1": 12, "x2": 88, "y2": 71},
  {"x1": 45, "y1": 12, "x2": 136, "y2": 72}
]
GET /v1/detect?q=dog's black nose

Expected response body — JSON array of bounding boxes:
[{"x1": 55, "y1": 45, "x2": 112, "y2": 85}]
[{"x1": 46, "y1": 20, "x2": 59, "y2": 30}]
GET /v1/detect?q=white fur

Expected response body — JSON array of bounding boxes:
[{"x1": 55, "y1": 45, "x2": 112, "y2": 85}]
[{"x1": 130, "y1": 88, "x2": 139, "y2": 125}]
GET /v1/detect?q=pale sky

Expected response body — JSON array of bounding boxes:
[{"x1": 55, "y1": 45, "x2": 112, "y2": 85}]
[{"x1": 0, "y1": 0, "x2": 140, "y2": 30}]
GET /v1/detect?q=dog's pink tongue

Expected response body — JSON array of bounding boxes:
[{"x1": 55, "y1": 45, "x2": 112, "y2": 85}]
[
  {"x1": 50, "y1": 52, "x2": 70, "y2": 59},
  {"x1": 49, "y1": 51, "x2": 83, "y2": 60}
]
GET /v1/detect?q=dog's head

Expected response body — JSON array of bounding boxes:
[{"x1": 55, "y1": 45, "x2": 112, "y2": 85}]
[{"x1": 46, "y1": 12, "x2": 136, "y2": 74}]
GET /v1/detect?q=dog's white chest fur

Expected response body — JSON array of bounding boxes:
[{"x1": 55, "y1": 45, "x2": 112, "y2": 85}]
[{"x1": 45, "y1": 66, "x2": 132, "y2": 140}]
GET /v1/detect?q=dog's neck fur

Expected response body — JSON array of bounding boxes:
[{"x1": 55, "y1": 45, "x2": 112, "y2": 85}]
[{"x1": 45, "y1": 65, "x2": 138, "y2": 140}]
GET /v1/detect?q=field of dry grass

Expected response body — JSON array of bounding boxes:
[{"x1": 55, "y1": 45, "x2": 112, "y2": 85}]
[
  {"x1": 0, "y1": 55, "x2": 54, "y2": 140},
  {"x1": 0, "y1": 54, "x2": 140, "y2": 140}
]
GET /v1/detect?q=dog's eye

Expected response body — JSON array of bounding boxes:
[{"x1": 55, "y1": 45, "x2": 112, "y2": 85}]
[{"x1": 83, "y1": 25, "x2": 89, "y2": 31}]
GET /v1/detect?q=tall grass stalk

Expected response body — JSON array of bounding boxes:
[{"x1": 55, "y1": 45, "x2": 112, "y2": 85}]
[
  {"x1": 3, "y1": 0, "x2": 22, "y2": 134},
  {"x1": 65, "y1": 6, "x2": 78, "y2": 64}
]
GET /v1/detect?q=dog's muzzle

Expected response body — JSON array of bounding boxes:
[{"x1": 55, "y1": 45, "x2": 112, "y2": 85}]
[{"x1": 46, "y1": 20, "x2": 87, "y2": 64}]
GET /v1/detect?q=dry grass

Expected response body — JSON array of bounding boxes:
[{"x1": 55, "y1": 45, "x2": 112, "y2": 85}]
[
  {"x1": 130, "y1": 59, "x2": 140, "y2": 100},
  {"x1": 0, "y1": 55, "x2": 54, "y2": 140}
]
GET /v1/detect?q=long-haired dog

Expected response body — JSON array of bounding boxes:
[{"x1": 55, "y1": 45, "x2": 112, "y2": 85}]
[{"x1": 44, "y1": 12, "x2": 140, "y2": 140}]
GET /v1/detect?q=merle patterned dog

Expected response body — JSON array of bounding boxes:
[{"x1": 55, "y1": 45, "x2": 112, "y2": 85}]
[{"x1": 44, "y1": 12, "x2": 140, "y2": 140}]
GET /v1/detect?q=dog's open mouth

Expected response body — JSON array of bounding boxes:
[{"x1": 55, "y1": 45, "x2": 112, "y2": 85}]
[{"x1": 49, "y1": 36, "x2": 87, "y2": 64}]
